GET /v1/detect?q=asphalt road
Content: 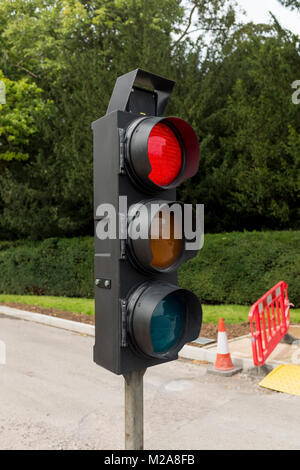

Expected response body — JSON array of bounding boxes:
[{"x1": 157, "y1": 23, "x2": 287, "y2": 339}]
[{"x1": 0, "y1": 313, "x2": 300, "y2": 450}]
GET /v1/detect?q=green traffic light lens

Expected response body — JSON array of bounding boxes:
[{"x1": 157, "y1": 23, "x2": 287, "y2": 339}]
[{"x1": 150, "y1": 293, "x2": 185, "y2": 354}]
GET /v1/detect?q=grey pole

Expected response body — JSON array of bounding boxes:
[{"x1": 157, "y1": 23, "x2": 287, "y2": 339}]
[{"x1": 124, "y1": 369, "x2": 147, "y2": 450}]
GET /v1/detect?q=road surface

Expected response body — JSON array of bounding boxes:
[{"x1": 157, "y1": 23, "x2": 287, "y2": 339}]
[{"x1": 0, "y1": 313, "x2": 300, "y2": 450}]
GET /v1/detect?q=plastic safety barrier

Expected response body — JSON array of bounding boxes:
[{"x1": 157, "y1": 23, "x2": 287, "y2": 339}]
[{"x1": 249, "y1": 281, "x2": 292, "y2": 367}]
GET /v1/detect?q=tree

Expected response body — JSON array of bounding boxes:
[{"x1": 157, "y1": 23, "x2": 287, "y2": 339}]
[
  {"x1": 1, "y1": 0, "x2": 298, "y2": 238},
  {"x1": 0, "y1": 0, "x2": 237, "y2": 239},
  {"x1": 0, "y1": 0, "x2": 185, "y2": 238},
  {"x1": 179, "y1": 25, "x2": 300, "y2": 231},
  {"x1": 278, "y1": 0, "x2": 300, "y2": 10},
  {"x1": 0, "y1": 70, "x2": 52, "y2": 239},
  {"x1": 0, "y1": 71, "x2": 51, "y2": 162}
]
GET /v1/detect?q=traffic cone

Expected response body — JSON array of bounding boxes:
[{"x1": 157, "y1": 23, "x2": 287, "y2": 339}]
[{"x1": 214, "y1": 318, "x2": 234, "y2": 371}]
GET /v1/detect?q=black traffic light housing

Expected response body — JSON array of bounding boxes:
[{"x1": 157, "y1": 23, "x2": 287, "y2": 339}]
[{"x1": 92, "y1": 69, "x2": 202, "y2": 375}]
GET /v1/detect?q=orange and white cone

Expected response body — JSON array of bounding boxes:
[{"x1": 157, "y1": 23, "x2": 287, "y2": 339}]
[{"x1": 214, "y1": 318, "x2": 234, "y2": 371}]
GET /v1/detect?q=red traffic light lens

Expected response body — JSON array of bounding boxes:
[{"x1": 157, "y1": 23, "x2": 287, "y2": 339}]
[
  {"x1": 126, "y1": 116, "x2": 199, "y2": 192},
  {"x1": 148, "y1": 123, "x2": 182, "y2": 186}
]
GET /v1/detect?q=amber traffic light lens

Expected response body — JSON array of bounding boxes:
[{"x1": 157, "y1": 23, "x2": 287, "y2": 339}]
[{"x1": 150, "y1": 212, "x2": 183, "y2": 269}]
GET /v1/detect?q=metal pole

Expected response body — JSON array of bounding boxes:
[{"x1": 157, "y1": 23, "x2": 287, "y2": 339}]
[{"x1": 123, "y1": 369, "x2": 146, "y2": 450}]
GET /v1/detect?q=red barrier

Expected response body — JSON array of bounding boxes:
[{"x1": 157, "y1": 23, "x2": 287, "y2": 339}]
[{"x1": 249, "y1": 281, "x2": 293, "y2": 367}]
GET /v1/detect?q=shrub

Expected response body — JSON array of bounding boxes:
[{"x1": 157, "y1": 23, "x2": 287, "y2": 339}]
[
  {"x1": 179, "y1": 231, "x2": 300, "y2": 306},
  {"x1": 0, "y1": 237, "x2": 94, "y2": 298},
  {"x1": 0, "y1": 231, "x2": 298, "y2": 306}
]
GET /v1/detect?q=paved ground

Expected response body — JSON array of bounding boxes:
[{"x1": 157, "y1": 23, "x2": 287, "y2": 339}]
[{"x1": 1, "y1": 313, "x2": 300, "y2": 450}]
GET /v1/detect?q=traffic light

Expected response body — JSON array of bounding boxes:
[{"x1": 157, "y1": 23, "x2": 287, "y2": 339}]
[{"x1": 92, "y1": 69, "x2": 202, "y2": 375}]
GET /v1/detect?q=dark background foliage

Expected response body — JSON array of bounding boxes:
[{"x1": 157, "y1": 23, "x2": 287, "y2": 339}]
[
  {"x1": 0, "y1": 232, "x2": 298, "y2": 305},
  {"x1": 0, "y1": 0, "x2": 299, "y2": 239}
]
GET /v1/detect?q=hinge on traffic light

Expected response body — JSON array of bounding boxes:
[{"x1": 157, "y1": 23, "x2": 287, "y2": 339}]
[
  {"x1": 120, "y1": 239, "x2": 127, "y2": 260},
  {"x1": 119, "y1": 128, "x2": 126, "y2": 174},
  {"x1": 119, "y1": 206, "x2": 127, "y2": 260},
  {"x1": 120, "y1": 299, "x2": 128, "y2": 348}
]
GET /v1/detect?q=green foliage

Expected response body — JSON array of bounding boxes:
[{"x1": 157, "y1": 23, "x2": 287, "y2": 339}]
[
  {"x1": 0, "y1": 237, "x2": 94, "y2": 297},
  {"x1": 179, "y1": 230, "x2": 300, "y2": 306},
  {"x1": 0, "y1": 71, "x2": 52, "y2": 162},
  {"x1": 179, "y1": 27, "x2": 300, "y2": 232},
  {"x1": 278, "y1": 0, "x2": 300, "y2": 10},
  {"x1": 0, "y1": 0, "x2": 240, "y2": 238},
  {"x1": 0, "y1": 1, "x2": 298, "y2": 238},
  {"x1": 0, "y1": 0, "x2": 185, "y2": 238},
  {"x1": 0, "y1": 232, "x2": 299, "y2": 307}
]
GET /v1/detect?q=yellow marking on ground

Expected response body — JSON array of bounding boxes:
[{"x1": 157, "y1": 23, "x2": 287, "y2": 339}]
[{"x1": 259, "y1": 365, "x2": 300, "y2": 396}]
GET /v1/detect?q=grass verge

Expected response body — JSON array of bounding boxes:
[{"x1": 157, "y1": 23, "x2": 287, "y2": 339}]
[
  {"x1": 0, "y1": 294, "x2": 299, "y2": 324},
  {"x1": 0, "y1": 294, "x2": 94, "y2": 316}
]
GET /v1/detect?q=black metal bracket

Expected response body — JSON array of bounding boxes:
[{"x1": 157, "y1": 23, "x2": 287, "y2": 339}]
[
  {"x1": 120, "y1": 299, "x2": 128, "y2": 348},
  {"x1": 106, "y1": 68, "x2": 175, "y2": 117}
]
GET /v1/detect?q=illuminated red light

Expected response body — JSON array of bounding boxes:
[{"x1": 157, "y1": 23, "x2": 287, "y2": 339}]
[{"x1": 148, "y1": 123, "x2": 182, "y2": 186}]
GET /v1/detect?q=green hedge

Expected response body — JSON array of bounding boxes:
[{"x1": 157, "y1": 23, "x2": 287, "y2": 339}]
[
  {"x1": 0, "y1": 231, "x2": 299, "y2": 306},
  {"x1": 0, "y1": 237, "x2": 94, "y2": 298},
  {"x1": 179, "y1": 231, "x2": 300, "y2": 306}
]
